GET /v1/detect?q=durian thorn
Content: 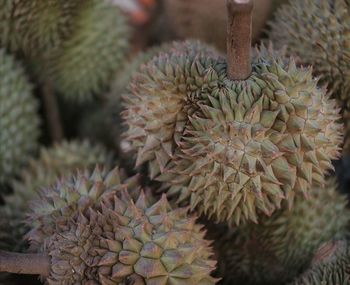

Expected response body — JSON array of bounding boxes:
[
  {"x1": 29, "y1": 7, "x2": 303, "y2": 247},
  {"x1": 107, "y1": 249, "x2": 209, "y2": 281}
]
[
  {"x1": 41, "y1": 81, "x2": 64, "y2": 142},
  {"x1": 0, "y1": 250, "x2": 50, "y2": 277},
  {"x1": 226, "y1": 0, "x2": 253, "y2": 80}
]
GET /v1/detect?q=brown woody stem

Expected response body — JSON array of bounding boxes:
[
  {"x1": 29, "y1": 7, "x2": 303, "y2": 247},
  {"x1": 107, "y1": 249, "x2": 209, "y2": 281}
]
[
  {"x1": 0, "y1": 251, "x2": 50, "y2": 276},
  {"x1": 41, "y1": 81, "x2": 64, "y2": 142},
  {"x1": 226, "y1": 0, "x2": 254, "y2": 80}
]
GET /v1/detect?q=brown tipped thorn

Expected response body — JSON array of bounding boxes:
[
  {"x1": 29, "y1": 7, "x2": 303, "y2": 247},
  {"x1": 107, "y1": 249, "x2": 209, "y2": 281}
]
[
  {"x1": 226, "y1": 0, "x2": 254, "y2": 80},
  {"x1": 0, "y1": 251, "x2": 50, "y2": 276}
]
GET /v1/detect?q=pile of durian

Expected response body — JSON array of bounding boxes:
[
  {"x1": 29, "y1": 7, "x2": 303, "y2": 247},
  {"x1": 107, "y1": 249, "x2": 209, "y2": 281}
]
[{"x1": 0, "y1": 0, "x2": 350, "y2": 284}]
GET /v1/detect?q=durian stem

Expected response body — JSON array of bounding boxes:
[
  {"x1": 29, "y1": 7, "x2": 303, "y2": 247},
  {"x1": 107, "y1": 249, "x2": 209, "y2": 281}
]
[
  {"x1": 226, "y1": 0, "x2": 253, "y2": 80},
  {"x1": 0, "y1": 250, "x2": 50, "y2": 276},
  {"x1": 41, "y1": 81, "x2": 64, "y2": 142}
]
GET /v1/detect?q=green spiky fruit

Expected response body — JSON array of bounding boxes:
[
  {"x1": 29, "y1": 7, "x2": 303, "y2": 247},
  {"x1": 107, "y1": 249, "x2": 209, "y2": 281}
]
[
  {"x1": 0, "y1": 0, "x2": 81, "y2": 53},
  {"x1": 45, "y1": 0, "x2": 129, "y2": 102},
  {"x1": 290, "y1": 241, "x2": 350, "y2": 285},
  {"x1": 0, "y1": 49, "x2": 40, "y2": 184},
  {"x1": 269, "y1": 0, "x2": 350, "y2": 110},
  {"x1": 27, "y1": 167, "x2": 217, "y2": 284},
  {"x1": 123, "y1": 40, "x2": 343, "y2": 225},
  {"x1": 211, "y1": 180, "x2": 349, "y2": 285},
  {"x1": 269, "y1": 0, "x2": 350, "y2": 154},
  {"x1": 0, "y1": 140, "x2": 112, "y2": 251}
]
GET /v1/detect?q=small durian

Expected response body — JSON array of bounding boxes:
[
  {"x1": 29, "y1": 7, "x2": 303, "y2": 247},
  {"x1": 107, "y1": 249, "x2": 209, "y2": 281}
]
[
  {"x1": 0, "y1": 140, "x2": 112, "y2": 252},
  {"x1": 290, "y1": 241, "x2": 350, "y2": 285},
  {"x1": 0, "y1": 49, "x2": 40, "y2": 184},
  {"x1": 210, "y1": 180, "x2": 349, "y2": 284},
  {"x1": 163, "y1": 0, "x2": 272, "y2": 51},
  {"x1": 4, "y1": 167, "x2": 217, "y2": 284},
  {"x1": 269, "y1": 0, "x2": 350, "y2": 152},
  {"x1": 123, "y1": 1, "x2": 343, "y2": 225},
  {"x1": 0, "y1": 0, "x2": 81, "y2": 54},
  {"x1": 45, "y1": 0, "x2": 129, "y2": 102}
]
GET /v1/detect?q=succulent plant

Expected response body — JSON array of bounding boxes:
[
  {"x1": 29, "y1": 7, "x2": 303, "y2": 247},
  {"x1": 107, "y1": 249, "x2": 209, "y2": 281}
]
[
  {"x1": 123, "y1": 2, "x2": 343, "y2": 225},
  {"x1": 45, "y1": 0, "x2": 129, "y2": 102},
  {"x1": 0, "y1": 49, "x2": 40, "y2": 184},
  {"x1": 0, "y1": 0, "x2": 81, "y2": 54},
  {"x1": 290, "y1": 241, "x2": 350, "y2": 285},
  {"x1": 0, "y1": 140, "x2": 112, "y2": 252},
  {"x1": 163, "y1": 0, "x2": 272, "y2": 51},
  {"x1": 3, "y1": 166, "x2": 218, "y2": 284},
  {"x1": 268, "y1": 0, "x2": 350, "y2": 152},
  {"x1": 210, "y1": 180, "x2": 349, "y2": 284}
]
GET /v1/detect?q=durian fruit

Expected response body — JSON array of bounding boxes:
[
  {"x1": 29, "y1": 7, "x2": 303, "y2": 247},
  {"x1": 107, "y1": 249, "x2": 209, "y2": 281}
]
[
  {"x1": 22, "y1": 166, "x2": 218, "y2": 284},
  {"x1": 290, "y1": 241, "x2": 350, "y2": 285},
  {"x1": 123, "y1": 36, "x2": 343, "y2": 225},
  {"x1": 268, "y1": 0, "x2": 350, "y2": 152},
  {"x1": 210, "y1": 180, "x2": 350, "y2": 285},
  {"x1": 44, "y1": 0, "x2": 129, "y2": 102},
  {"x1": 163, "y1": 0, "x2": 272, "y2": 51},
  {"x1": 0, "y1": 49, "x2": 40, "y2": 184},
  {"x1": 0, "y1": 140, "x2": 112, "y2": 251},
  {"x1": 269, "y1": 0, "x2": 349, "y2": 101},
  {"x1": 0, "y1": 0, "x2": 81, "y2": 54}
]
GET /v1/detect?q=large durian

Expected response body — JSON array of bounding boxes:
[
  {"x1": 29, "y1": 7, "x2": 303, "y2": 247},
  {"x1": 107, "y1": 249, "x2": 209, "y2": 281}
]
[
  {"x1": 289, "y1": 241, "x2": 350, "y2": 285},
  {"x1": 0, "y1": 0, "x2": 81, "y2": 54},
  {"x1": 123, "y1": 37, "x2": 343, "y2": 225},
  {"x1": 23, "y1": 167, "x2": 218, "y2": 284},
  {"x1": 0, "y1": 140, "x2": 112, "y2": 252},
  {"x1": 44, "y1": 0, "x2": 129, "y2": 102},
  {"x1": 0, "y1": 49, "x2": 40, "y2": 184},
  {"x1": 210, "y1": 180, "x2": 349, "y2": 284},
  {"x1": 268, "y1": 0, "x2": 350, "y2": 152}
]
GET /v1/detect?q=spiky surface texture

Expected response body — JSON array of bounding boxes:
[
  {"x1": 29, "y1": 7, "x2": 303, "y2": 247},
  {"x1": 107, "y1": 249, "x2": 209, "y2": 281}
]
[
  {"x1": 290, "y1": 241, "x2": 350, "y2": 285},
  {"x1": 27, "y1": 166, "x2": 122, "y2": 250},
  {"x1": 211, "y1": 180, "x2": 349, "y2": 285},
  {"x1": 0, "y1": 0, "x2": 81, "y2": 53},
  {"x1": 123, "y1": 40, "x2": 343, "y2": 225},
  {"x1": 0, "y1": 140, "x2": 112, "y2": 251},
  {"x1": 86, "y1": 44, "x2": 172, "y2": 156},
  {"x1": 45, "y1": 0, "x2": 129, "y2": 102},
  {"x1": 269, "y1": 0, "x2": 350, "y2": 111},
  {"x1": 0, "y1": 49, "x2": 40, "y2": 183},
  {"x1": 269, "y1": 0, "x2": 350, "y2": 154},
  {"x1": 27, "y1": 167, "x2": 217, "y2": 284}
]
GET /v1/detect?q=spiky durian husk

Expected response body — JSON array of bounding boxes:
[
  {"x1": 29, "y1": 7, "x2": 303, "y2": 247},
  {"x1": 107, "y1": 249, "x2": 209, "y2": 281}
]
[
  {"x1": 269, "y1": 0, "x2": 350, "y2": 101},
  {"x1": 0, "y1": 49, "x2": 40, "y2": 184},
  {"x1": 0, "y1": 140, "x2": 112, "y2": 251},
  {"x1": 26, "y1": 166, "x2": 127, "y2": 251},
  {"x1": 163, "y1": 0, "x2": 272, "y2": 51},
  {"x1": 211, "y1": 180, "x2": 349, "y2": 285},
  {"x1": 27, "y1": 167, "x2": 217, "y2": 284},
  {"x1": 44, "y1": 0, "x2": 129, "y2": 102},
  {"x1": 123, "y1": 40, "x2": 343, "y2": 226},
  {"x1": 0, "y1": 0, "x2": 81, "y2": 54},
  {"x1": 290, "y1": 241, "x2": 350, "y2": 285},
  {"x1": 269, "y1": 0, "x2": 350, "y2": 152}
]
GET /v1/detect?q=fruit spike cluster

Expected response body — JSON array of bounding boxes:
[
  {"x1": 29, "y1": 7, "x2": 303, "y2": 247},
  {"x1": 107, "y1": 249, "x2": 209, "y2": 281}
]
[
  {"x1": 1, "y1": 166, "x2": 217, "y2": 284},
  {"x1": 289, "y1": 241, "x2": 350, "y2": 285},
  {"x1": 0, "y1": 48, "x2": 40, "y2": 184},
  {"x1": 123, "y1": 0, "x2": 343, "y2": 226},
  {"x1": 212, "y1": 179, "x2": 350, "y2": 284},
  {"x1": 269, "y1": 0, "x2": 350, "y2": 152},
  {"x1": 0, "y1": 140, "x2": 112, "y2": 252},
  {"x1": 0, "y1": 0, "x2": 130, "y2": 103}
]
